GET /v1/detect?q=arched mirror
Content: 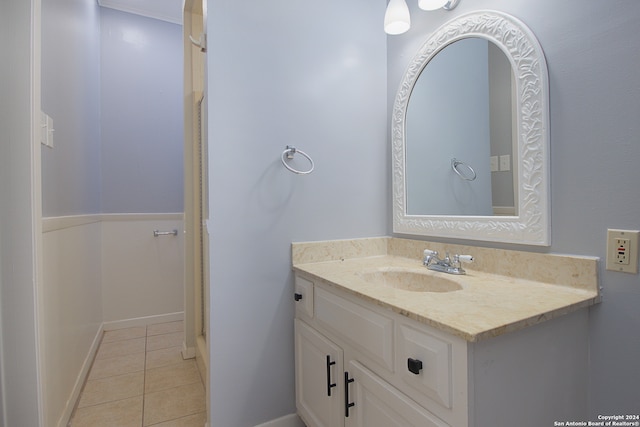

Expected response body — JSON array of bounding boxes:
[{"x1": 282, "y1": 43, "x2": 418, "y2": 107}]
[{"x1": 392, "y1": 11, "x2": 550, "y2": 245}]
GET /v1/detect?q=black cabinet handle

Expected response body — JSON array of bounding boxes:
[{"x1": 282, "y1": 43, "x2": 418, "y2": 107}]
[
  {"x1": 344, "y1": 372, "x2": 355, "y2": 417},
  {"x1": 326, "y1": 355, "x2": 337, "y2": 396},
  {"x1": 407, "y1": 358, "x2": 423, "y2": 375},
  {"x1": 294, "y1": 293, "x2": 302, "y2": 301}
]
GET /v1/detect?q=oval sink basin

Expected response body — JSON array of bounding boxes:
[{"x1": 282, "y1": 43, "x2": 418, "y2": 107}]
[{"x1": 359, "y1": 269, "x2": 462, "y2": 293}]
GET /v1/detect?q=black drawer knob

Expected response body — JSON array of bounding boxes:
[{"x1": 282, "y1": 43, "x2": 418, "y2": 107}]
[
  {"x1": 294, "y1": 293, "x2": 303, "y2": 301},
  {"x1": 408, "y1": 358, "x2": 423, "y2": 375}
]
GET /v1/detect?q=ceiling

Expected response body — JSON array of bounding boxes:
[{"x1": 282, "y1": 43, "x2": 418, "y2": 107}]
[{"x1": 98, "y1": 0, "x2": 183, "y2": 25}]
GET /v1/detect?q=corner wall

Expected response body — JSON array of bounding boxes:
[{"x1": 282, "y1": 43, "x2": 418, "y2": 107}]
[
  {"x1": 39, "y1": 1, "x2": 103, "y2": 424},
  {"x1": 206, "y1": 0, "x2": 388, "y2": 425}
]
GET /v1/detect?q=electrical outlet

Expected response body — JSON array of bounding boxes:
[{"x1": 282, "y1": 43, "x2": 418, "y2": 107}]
[
  {"x1": 615, "y1": 238, "x2": 630, "y2": 265},
  {"x1": 606, "y1": 229, "x2": 639, "y2": 273}
]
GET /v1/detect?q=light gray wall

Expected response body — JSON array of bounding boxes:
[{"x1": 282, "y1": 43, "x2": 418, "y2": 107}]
[
  {"x1": 41, "y1": 0, "x2": 101, "y2": 217},
  {"x1": 388, "y1": 0, "x2": 640, "y2": 417},
  {"x1": 0, "y1": 1, "x2": 42, "y2": 425},
  {"x1": 41, "y1": 4, "x2": 183, "y2": 217},
  {"x1": 206, "y1": 0, "x2": 388, "y2": 425},
  {"x1": 100, "y1": 8, "x2": 183, "y2": 214}
]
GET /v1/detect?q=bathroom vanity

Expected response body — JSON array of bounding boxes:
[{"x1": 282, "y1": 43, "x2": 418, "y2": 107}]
[
  {"x1": 292, "y1": 12, "x2": 596, "y2": 426},
  {"x1": 292, "y1": 237, "x2": 600, "y2": 427}
]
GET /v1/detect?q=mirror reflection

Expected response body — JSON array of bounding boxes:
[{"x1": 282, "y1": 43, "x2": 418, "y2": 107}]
[{"x1": 405, "y1": 38, "x2": 516, "y2": 216}]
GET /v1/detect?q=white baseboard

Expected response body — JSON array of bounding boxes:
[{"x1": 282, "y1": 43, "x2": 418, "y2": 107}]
[
  {"x1": 103, "y1": 311, "x2": 184, "y2": 331},
  {"x1": 254, "y1": 414, "x2": 306, "y2": 427},
  {"x1": 58, "y1": 323, "x2": 103, "y2": 427}
]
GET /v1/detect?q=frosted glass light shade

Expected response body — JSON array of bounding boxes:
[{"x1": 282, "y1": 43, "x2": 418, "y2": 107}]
[
  {"x1": 418, "y1": 0, "x2": 449, "y2": 11},
  {"x1": 384, "y1": 0, "x2": 410, "y2": 35}
]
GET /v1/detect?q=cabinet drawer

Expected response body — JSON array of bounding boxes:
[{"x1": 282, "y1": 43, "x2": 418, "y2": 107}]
[
  {"x1": 396, "y1": 323, "x2": 453, "y2": 409},
  {"x1": 315, "y1": 286, "x2": 393, "y2": 371},
  {"x1": 294, "y1": 275, "x2": 314, "y2": 318}
]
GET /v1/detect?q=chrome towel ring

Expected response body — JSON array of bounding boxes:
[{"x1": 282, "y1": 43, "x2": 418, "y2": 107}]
[
  {"x1": 282, "y1": 145, "x2": 314, "y2": 175},
  {"x1": 451, "y1": 158, "x2": 477, "y2": 181}
]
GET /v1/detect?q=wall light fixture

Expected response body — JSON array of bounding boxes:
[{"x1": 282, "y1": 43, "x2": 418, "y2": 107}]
[
  {"x1": 384, "y1": 0, "x2": 411, "y2": 35},
  {"x1": 384, "y1": 0, "x2": 460, "y2": 35}
]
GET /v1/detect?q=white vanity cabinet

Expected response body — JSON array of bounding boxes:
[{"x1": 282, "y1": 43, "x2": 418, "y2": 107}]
[
  {"x1": 294, "y1": 273, "x2": 590, "y2": 427},
  {"x1": 294, "y1": 275, "x2": 465, "y2": 427},
  {"x1": 295, "y1": 319, "x2": 451, "y2": 427}
]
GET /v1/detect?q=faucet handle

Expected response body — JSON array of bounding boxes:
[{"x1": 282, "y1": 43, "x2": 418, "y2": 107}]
[
  {"x1": 456, "y1": 254, "x2": 474, "y2": 263},
  {"x1": 423, "y1": 249, "x2": 437, "y2": 266}
]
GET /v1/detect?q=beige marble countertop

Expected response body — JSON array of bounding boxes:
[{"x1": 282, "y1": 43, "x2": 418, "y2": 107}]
[{"x1": 292, "y1": 237, "x2": 601, "y2": 342}]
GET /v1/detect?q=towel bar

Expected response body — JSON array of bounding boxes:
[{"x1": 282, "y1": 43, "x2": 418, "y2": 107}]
[{"x1": 153, "y1": 229, "x2": 178, "y2": 237}]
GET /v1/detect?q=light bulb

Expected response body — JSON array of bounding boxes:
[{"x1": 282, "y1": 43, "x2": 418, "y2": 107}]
[
  {"x1": 418, "y1": 0, "x2": 449, "y2": 11},
  {"x1": 384, "y1": 0, "x2": 410, "y2": 35}
]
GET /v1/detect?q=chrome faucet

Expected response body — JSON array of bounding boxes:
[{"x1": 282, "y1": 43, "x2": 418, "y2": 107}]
[{"x1": 423, "y1": 250, "x2": 473, "y2": 275}]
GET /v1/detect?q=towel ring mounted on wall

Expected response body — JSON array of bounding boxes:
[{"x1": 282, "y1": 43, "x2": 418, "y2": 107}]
[
  {"x1": 281, "y1": 145, "x2": 314, "y2": 175},
  {"x1": 451, "y1": 158, "x2": 477, "y2": 181}
]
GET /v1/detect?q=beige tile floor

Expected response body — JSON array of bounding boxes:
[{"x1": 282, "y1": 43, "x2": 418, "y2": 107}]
[{"x1": 70, "y1": 321, "x2": 207, "y2": 427}]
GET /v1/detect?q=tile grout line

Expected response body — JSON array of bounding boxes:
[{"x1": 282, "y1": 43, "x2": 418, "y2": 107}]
[{"x1": 69, "y1": 323, "x2": 192, "y2": 426}]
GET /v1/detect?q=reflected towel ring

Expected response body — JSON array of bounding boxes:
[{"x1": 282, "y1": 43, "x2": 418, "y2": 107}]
[
  {"x1": 282, "y1": 145, "x2": 314, "y2": 175},
  {"x1": 451, "y1": 158, "x2": 477, "y2": 181}
]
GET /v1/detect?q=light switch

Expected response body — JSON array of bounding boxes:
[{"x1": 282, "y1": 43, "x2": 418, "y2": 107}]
[
  {"x1": 499, "y1": 154, "x2": 510, "y2": 171},
  {"x1": 46, "y1": 115, "x2": 54, "y2": 148},
  {"x1": 40, "y1": 112, "x2": 48, "y2": 146},
  {"x1": 40, "y1": 111, "x2": 54, "y2": 148},
  {"x1": 490, "y1": 156, "x2": 499, "y2": 172}
]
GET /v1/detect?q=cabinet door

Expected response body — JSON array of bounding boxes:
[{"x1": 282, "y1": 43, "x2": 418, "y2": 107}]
[
  {"x1": 345, "y1": 361, "x2": 449, "y2": 427},
  {"x1": 295, "y1": 319, "x2": 344, "y2": 427}
]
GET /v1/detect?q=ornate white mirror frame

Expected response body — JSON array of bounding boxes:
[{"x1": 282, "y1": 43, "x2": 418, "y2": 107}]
[{"x1": 392, "y1": 10, "x2": 550, "y2": 245}]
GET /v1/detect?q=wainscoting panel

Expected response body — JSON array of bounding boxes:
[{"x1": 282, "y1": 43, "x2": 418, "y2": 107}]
[
  {"x1": 101, "y1": 214, "x2": 184, "y2": 323},
  {"x1": 42, "y1": 219, "x2": 103, "y2": 427}
]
